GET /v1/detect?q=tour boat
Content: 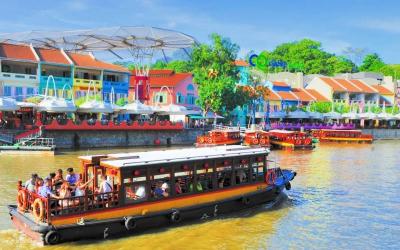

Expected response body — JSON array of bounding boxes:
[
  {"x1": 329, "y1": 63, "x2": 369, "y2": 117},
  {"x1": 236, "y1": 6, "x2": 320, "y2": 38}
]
[
  {"x1": 311, "y1": 129, "x2": 373, "y2": 143},
  {"x1": 8, "y1": 145, "x2": 296, "y2": 245},
  {"x1": 196, "y1": 129, "x2": 241, "y2": 146},
  {"x1": 243, "y1": 130, "x2": 270, "y2": 147},
  {"x1": 268, "y1": 130, "x2": 314, "y2": 150}
]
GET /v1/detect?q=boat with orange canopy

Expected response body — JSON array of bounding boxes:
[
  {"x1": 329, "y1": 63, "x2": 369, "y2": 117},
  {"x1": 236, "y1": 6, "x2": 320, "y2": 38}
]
[
  {"x1": 311, "y1": 129, "x2": 373, "y2": 143},
  {"x1": 196, "y1": 128, "x2": 241, "y2": 146},
  {"x1": 268, "y1": 130, "x2": 314, "y2": 150},
  {"x1": 243, "y1": 130, "x2": 270, "y2": 147}
]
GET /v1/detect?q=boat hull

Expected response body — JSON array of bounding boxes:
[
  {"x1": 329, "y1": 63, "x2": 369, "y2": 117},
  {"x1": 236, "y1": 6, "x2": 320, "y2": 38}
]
[
  {"x1": 9, "y1": 184, "x2": 289, "y2": 245},
  {"x1": 270, "y1": 140, "x2": 315, "y2": 150}
]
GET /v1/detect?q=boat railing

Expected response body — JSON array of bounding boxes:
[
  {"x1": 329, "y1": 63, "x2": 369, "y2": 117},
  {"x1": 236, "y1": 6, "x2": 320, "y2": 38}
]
[
  {"x1": 48, "y1": 189, "x2": 120, "y2": 218},
  {"x1": 16, "y1": 137, "x2": 55, "y2": 147}
]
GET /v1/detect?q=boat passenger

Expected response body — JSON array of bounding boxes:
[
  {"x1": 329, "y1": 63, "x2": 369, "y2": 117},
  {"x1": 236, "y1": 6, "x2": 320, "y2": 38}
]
[
  {"x1": 38, "y1": 178, "x2": 58, "y2": 199},
  {"x1": 58, "y1": 181, "x2": 72, "y2": 207},
  {"x1": 134, "y1": 185, "x2": 146, "y2": 200},
  {"x1": 189, "y1": 177, "x2": 203, "y2": 192},
  {"x1": 66, "y1": 168, "x2": 80, "y2": 185},
  {"x1": 97, "y1": 175, "x2": 113, "y2": 203},
  {"x1": 24, "y1": 173, "x2": 38, "y2": 193},
  {"x1": 35, "y1": 178, "x2": 44, "y2": 193},
  {"x1": 75, "y1": 177, "x2": 93, "y2": 197},
  {"x1": 154, "y1": 181, "x2": 169, "y2": 198},
  {"x1": 175, "y1": 179, "x2": 182, "y2": 194},
  {"x1": 218, "y1": 177, "x2": 224, "y2": 188},
  {"x1": 54, "y1": 169, "x2": 64, "y2": 185}
]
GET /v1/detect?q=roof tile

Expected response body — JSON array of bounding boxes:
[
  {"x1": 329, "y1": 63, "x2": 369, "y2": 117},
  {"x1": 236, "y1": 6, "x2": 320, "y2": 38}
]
[
  {"x1": 273, "y1": 81, "x2": 289, "y2": 87},
  {"x1": 292, "y1": 88, "x2": 315, "y2": 102},
  {"x1": 320, "y1": 77, "x2": 346, "y2": 91},
  {"x1": 334, "y1": 78, "x2": 361, "y2": 93},
  {"x1": 371, "y1": 85, "x2": 394, "y2": 95},
  {"x1": 349, "y1": 79, "x2": 378, "y2": 94},
  {"x1": 67, "y1": 52, "x2": 129, "y2": 72},
  {"x1": 305, "y1": 89, "x2": 330, "y2": 102},
  {"x1": 35, "y1": 48, "x2": 70, "y2": 65},
  {"x1": 276, "y1": 91, "x2": 298, "y2": 101}
]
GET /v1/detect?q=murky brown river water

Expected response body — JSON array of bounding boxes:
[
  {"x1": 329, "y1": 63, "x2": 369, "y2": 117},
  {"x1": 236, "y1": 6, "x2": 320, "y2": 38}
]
[{"x1": 0, "y1": 141, "x2": 399, "y2": 250}]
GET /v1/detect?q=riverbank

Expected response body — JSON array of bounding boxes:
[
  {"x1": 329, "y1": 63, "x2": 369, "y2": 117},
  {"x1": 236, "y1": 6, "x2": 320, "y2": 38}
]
[
  {"x1": 44, "y1": 129, "x2": 206, "y2": 149},
  {"x1": 362, "y1": 129, "x2": 400, "y2": 139}
]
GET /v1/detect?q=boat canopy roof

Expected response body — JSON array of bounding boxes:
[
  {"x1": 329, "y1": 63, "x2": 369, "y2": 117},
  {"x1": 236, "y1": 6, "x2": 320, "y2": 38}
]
[
  {"x1": 313, "y1": 129, "x2": 362, "y2": 132},
  {"x1": 269, "y1": 129, "x2": 295, "y2": 134},
  {"x1": 79, "y1": 145, "x2": 269, "y2": 168},
  {"x1": 0, "y1": 97, "x2": 19, "y2": 111}
]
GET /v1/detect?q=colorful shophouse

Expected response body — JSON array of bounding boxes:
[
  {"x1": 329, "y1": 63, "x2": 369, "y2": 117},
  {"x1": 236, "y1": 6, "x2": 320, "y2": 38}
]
[
  {"x1": 67, "y1": 52, "x2": 130, "y2": 102},
  {"x1": 0, "y1": 43, "x2": 39, "y2": 101},
  {"x1": 129, "y1": 69, "x2": 199, "y2": 110}
]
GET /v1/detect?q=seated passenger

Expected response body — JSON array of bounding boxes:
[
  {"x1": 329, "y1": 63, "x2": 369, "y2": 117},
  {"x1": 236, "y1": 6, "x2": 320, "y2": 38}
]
[
  {"x1": 97, "y1": 175, "x2": 113, "y2": 201},
  {"x1": 134, "y1": 185, "x2": 146, "y2": 200},
  {"x1": 38, "y1": 178, "x2": 58, "y2": 199},
  {"x1": 218, "y1": 177, "x2": 224, "y2": 188},
  {"x1": 54, "y1": 169, "x2": 64, "y2": 187},
  {"x1": 25, "y1": 173, "x2": 38, "y2": 192},
  {"x1": 175, "y1": 179, "x2": 182, "y2": 194},
  {"x1": 236, "y1": 169, "x2": 247, "y2": 184},
  {"x1": 74, "y1": 177, "x2": 94, "y2": 197},
  {"x1": 66, "y1": 168, "x2": 80, "y2": 185},
  {"x1": 58, "y1": 181, "x2": 72, "y2": 207},
  {"x1": 154, "y1": 181, "x2": 169, "y2": 198},
  {"x1": 189, "y1": 177, "x2": 203, "y2": 192}
]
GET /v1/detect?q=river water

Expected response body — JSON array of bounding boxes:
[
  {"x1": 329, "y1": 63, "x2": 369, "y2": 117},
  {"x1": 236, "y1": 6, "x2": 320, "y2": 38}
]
[{"x1": 0, "y1": 141, "x2": 399, "y2": 250}]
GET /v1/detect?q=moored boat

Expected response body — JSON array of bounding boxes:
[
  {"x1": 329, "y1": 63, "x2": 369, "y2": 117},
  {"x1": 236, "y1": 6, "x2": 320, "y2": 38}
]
[
  {"x1": 8, "y1": 145, "x2": 296, "y2": 245},
  {"x1": 268, "y1": 130, "x2": 314, "y2": 150},
  {"x1": 196, "y1": 129, "x2": 241, "y2": 146},
  {"x1": 311, "y1": 129, "x2": 373, "y2": 143},
  {"x1": 243, "y1": 130, "x2": 270, "y2": 147}
]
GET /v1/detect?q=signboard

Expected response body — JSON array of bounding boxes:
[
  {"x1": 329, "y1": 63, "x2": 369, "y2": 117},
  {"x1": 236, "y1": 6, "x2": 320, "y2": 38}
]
[{"x1": 249, "y1": 53, "x2": 304, "y2": 71}]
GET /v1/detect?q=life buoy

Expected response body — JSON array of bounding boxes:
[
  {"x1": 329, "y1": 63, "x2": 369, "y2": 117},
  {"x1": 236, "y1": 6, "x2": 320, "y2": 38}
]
[
  {"x1": 171, "y1": 209, "x2": 181, "y2": 223},
  {"x1": 45, "y1": 230, "x2": 60, "y2": 245},
  {"x1": 32, "y1": 198, "x2": 44, "y2": 221},
  {"x1": 265, "y1": 170, "x2": 276, "y2": 185},
  {"x1": 199, "y1": 137, "x2": 204, "y2": 143},
  {"x1": 17, "y1": 189, "x2": 28, "y2": 211},
  {"x1": 295, "y1": 139, "x2": 302, "y2": 145},
  {"x1": 207, "y1": 137, "x2": 212, "y2": 144},
  {"x1": 125, "y1": 217, "x2": 137, "y2": 231},
  {"x1": 260, "y1": 139, "x2": 266, "y2": 145},
  {"x1": 252, "y1": 138, "x2": 259, "y2": 145},
  {"x1": 304, "y1": 138, "x2": 311, "y2": 145}
]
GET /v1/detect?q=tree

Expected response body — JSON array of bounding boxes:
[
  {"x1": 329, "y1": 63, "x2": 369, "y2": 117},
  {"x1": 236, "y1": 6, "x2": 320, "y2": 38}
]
[
  {"x1": 359, "y1": 53, "x2": 385, "y2": 72},
  {"x1": 257, "y1": 39, "x2": 356, "y2": 75},
  {"x1": 191, "y1": 33, "x2": 248, "y2": 115}
]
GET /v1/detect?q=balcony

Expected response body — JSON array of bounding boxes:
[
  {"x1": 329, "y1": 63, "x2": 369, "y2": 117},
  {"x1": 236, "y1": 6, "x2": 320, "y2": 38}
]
[
  {"x1": 73, "y1": 78, "x2": 102, "y2": 89},
  {"x1": 102, "y1": 80, "x2": 129, "y2": 93},
  {"x1": 0, "y1": 72, "x2": 38, "y2": 84},
  {"x1": 39, "y1": 76, "x2": 72, "y2": 91}
]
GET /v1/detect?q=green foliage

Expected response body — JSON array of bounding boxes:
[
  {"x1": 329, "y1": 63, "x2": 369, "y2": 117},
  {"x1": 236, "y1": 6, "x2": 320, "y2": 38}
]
[
  {"x1": 115, "y1": 98, "x2": 128, "y2": 106},
  {"x1": 75, "y1": 94, "x2": 101, "y2": 107},
  {"x1": 359, "y1": 53, "x2": 385, "y2": 72},
  {"x1": 24, "y1": 96, "x2": 42, "y2": 104},
  {"x1": 151, "y1": 60, "x2": 193, "y2": 73},
  {"x1": 258, "y1": 39, "x2": 356, "y2": 75},
  {"x1": 192, "y1": 33, "x2": 246, "y2": 114},
  {"x1": 371, "y1": 105, "x2": 382, "y2": 114},
  {"x1": 310, "y1": 102, "x2": 332, "y2": 113},
  {"x1": 387, "y1": 106, "x2": 400, "y2": 114}
]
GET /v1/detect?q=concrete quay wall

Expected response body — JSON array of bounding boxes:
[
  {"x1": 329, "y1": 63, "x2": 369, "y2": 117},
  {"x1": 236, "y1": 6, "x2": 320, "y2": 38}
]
[
  {"x1": 362, "y1": 129, "x2": 400, "y2": 140},
  {"x1": 44, "y1": 129, "x2": 206, "y2": 149}
]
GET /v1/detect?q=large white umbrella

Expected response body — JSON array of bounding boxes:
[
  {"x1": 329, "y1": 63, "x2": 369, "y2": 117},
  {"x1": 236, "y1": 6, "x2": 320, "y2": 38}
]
[
  {"x1": 323, "y1": 111, "x2": 342, "y2": 119},
  {"x1": 269, "y1": 111, "x2": 286, "y2": 119},
  {"x1": 37, "y1": 97, "x2": 76, "y2": 113},
  {"x1": 157, "y1": 104, "x2": 200, "y2": 115},
  {"x1": 77, "y1": 100, "x2": 114, "y2": 113},
  {"x1": 0, "y1": 97, "x2": 19, "y2": 111},
  {"x1": 342, "y1": 112, "x2": 359, "y2": 120},
  {"x1": 309, "y1": 112, "x2": 323, "y2": 119},
  {"x1": 17, "y1": 101, "x2": 37, "y2": 108},
  {"x1": 122, "y1": 100, "x2": 154, "y2": 114}
]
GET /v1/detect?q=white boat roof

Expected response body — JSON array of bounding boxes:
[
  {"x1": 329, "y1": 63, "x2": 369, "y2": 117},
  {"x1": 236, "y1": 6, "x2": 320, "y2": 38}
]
[
  {"x1": 315, "y1": 129, "x2": 362, "y2": 132},
  {"x1": 269, "y1": 129, "x2": 295, "y2": 134},
  {"x1": 79, "y1": 145, "x2": 269, "y2": 168}
]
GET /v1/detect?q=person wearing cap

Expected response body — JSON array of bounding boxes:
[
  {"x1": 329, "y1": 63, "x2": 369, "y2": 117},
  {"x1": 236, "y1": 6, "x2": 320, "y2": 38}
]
[
  {"x1": 66, "y1": 168, "x2": 80, "y2": 185},
  {"x1": 25, "y1": 173, "x2": 38, "y2": 192},
  {"x1": 154, "y1": 181, "x2": 169, "y2": 198}
]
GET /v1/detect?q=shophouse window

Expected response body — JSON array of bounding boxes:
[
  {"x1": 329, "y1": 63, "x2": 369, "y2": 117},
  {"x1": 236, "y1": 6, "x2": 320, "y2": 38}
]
[
  {"x1": 176, "y1": 92, "x2": 185, "y2": 104},
  {"x1": 3, "y1": 86, "x2": 12, "y2": 96},
  {"x1": 15, "y1": 87, "x2": 23, "y2": 101},
  {"x1": 187, "y1": 94, "x2": 195, "y2": 105}
]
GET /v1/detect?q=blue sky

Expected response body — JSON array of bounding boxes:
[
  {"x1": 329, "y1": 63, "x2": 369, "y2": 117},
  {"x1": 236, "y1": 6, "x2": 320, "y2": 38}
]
[{"x1": 1, "y1": 0, "x2": 399, "y2": 63}]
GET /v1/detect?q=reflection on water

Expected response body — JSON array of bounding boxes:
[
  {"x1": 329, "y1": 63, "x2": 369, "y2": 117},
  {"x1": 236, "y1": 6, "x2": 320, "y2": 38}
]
[{"x1": 1, "y1": 141, "x2": 400, "y2": 249}]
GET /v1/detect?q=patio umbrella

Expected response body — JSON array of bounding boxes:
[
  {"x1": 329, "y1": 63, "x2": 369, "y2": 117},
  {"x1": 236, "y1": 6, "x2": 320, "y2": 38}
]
[
  {"x1": 37, "y1": 97, "x2": 77, "y2": 113},
  {"x1": 287, "y1": 110, "x2": 310, "y2": 119},
  {"x1": 122, "y1": 100, "x2": 154, "y2": 114},
  {"x1": 77, "y1": 100, "x2": 114, "y2": 113}
]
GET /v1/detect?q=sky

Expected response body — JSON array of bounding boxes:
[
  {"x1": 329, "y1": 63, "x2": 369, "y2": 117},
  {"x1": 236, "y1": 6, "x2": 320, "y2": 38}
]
[{"x1": 0, "y1": 0, "x2": 399, "y2": 64}]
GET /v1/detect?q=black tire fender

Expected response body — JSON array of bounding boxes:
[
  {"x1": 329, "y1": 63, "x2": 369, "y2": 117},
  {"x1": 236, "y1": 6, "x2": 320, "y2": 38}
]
[
  {"x1": 45, "y1": 230, "x2": 60, "y2": 245},
  {"x1": 285, "y1": 182, "x2": 291, "y2": 190},
  {"x1": 125, "y1": 217, "x2": 136, "y2": 231},
  {"x1": 171, "y1": 209, "x2": 181, "y2": 223},
  {"x1": 241, "y1": 197, "x2": 250, "y2": 205}
]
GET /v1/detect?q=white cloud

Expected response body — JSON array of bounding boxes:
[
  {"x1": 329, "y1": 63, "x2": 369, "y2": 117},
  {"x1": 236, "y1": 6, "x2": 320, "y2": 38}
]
[{"x1": 356, "y1": 19, "x2": 400, "y2": 33}]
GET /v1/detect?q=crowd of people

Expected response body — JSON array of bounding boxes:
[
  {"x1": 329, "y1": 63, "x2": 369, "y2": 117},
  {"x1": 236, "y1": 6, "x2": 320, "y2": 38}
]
[{"x1": 23, "y1": 168, "x2": 113, "y2": 208}]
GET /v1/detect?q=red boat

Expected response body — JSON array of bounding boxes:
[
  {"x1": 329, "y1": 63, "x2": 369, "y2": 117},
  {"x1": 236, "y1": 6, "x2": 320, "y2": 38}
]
[
  {"x1": 243, "y1": 130, "x2": 270, "y2": 147},
  {"x1": 268, "y1": 130, "x2": 314, "y2": 150},
  {"x1": 196, "y1": 129, "x2": 241, "y2": 146},
  {"x1": 311, "y1": 129, "x2": 373, "y2": 143}
]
